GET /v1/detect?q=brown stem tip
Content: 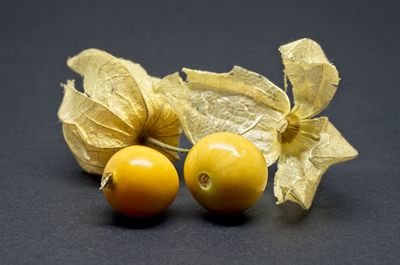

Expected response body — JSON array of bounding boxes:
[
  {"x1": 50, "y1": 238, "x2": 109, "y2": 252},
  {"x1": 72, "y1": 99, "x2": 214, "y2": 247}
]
[{"x1": 99, "y1": 172, "x2": 113, "y2": 190}]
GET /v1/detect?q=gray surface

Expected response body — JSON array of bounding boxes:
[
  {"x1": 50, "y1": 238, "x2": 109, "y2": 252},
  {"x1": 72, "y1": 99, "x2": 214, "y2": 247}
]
[{"x1": 1, "y1": 0, "x2": 399, "y2": 264}]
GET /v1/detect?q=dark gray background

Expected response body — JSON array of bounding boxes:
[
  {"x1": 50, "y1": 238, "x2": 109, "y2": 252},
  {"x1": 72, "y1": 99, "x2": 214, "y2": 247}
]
[{"x1": 1, "y1": 0, "x2": 399, "y2": 264}]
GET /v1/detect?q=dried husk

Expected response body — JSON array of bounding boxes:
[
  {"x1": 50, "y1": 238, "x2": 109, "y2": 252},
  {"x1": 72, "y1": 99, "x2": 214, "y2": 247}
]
[
  {"x1": 157, "y1": 38, "x2": 358, "y2": 209},
  {"x1": 156, "y1": 66, "x2": 290, "y2": 166},
  {"x1": 58, "y1": 49, "x2": 181, "y2": 175}
]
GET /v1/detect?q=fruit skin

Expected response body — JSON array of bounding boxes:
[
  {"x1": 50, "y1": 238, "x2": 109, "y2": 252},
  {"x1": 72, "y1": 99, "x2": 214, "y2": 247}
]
[
  {"x1": 101, "y1": 145, "x2": 179, "y2": 218},
  {"x1": 184, "y1": 132, "x2": 268, "y2": 214}
]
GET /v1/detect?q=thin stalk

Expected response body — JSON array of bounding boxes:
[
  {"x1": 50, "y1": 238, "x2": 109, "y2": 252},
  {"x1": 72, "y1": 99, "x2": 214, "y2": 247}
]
[
  {"x1": 238, "y1": 116, "x2": 263, "y2": 135},
  {"x1": 146, "y1": 137, "x2": 190, "y2": 153}
]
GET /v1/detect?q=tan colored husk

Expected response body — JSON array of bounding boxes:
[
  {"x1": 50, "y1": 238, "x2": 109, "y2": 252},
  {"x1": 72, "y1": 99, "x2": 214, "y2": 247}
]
[
  {"x1": 58, "y1": 49, "x2": 181, "y2": 175},
  {"x1": 157, "y1": 38, "x2": 358, "y2": 209}
]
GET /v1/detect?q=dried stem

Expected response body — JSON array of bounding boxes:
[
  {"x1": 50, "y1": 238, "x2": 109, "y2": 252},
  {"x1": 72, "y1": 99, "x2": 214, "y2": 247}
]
[
  {"x1": 238, "y1": 116, "x2": 263, "y2": 135},
  {"x1": 99, "y1": 172, "x2": 113, "y2": 190},
  {"x1": 146, "y1": 116, "x2": 262, "y2": 153},
  {"x1": 146, "y1": 137, "x2": 190, "y2": 153}
]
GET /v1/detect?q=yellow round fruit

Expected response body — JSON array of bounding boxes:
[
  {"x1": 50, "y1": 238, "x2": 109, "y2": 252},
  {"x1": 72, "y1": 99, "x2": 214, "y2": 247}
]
[
  {"x1": 184, "y1": 132, "x2": 268, "y2": 214},
  {"x1": 101, "y1": 145, "x2": 179, "y2": 218}
]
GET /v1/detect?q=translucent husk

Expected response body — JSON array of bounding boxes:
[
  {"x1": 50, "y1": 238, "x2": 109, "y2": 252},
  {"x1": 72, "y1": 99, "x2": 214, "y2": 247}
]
[{"x1": 156, "y1": 38, "x2": 358, "y2": 209}]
